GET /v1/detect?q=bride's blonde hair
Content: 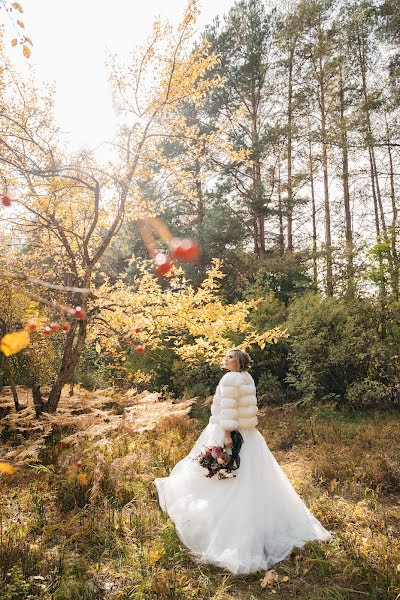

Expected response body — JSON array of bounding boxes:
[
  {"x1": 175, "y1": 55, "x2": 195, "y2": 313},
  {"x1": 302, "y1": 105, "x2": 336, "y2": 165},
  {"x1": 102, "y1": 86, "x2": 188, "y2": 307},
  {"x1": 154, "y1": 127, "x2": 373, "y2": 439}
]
[{"x1": 231, "y1": 348, "x2": 251, "y2": 372}]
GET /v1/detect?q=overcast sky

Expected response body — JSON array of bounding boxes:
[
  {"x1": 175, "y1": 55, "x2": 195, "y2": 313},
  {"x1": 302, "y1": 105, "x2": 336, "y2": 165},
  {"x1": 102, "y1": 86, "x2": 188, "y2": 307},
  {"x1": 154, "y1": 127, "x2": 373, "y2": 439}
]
[{"x1": 8, "y1": 0, "x2": 234, "y2": 150}]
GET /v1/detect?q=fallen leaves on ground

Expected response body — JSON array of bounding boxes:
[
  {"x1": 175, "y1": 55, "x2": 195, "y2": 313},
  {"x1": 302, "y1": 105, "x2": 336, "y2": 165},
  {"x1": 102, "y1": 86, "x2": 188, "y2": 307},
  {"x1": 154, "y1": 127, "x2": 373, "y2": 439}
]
[{"x1": 260, "y1": 569, "x2": 278, "y2": 589}]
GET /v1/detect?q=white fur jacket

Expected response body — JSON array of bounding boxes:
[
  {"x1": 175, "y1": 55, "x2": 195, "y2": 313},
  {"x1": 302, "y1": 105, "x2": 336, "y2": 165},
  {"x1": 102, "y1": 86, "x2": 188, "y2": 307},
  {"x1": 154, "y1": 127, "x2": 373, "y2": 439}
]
[{"x1": 209, "y1": 371, "x2": 258, "y2": 431}]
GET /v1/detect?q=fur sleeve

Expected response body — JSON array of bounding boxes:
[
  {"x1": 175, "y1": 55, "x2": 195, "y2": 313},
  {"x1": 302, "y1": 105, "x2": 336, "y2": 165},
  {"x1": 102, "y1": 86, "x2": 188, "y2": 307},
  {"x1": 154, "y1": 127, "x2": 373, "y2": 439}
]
[{"x1": 219, "y1": 373, "x2": 240, "y2": 431}]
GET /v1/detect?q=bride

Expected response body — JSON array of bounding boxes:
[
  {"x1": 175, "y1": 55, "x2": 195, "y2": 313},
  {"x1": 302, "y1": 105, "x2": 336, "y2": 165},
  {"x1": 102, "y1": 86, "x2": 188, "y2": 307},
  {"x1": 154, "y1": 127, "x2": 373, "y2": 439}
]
[{"x1": 155, "y1": 348, "x2": 331, "y2": 575}]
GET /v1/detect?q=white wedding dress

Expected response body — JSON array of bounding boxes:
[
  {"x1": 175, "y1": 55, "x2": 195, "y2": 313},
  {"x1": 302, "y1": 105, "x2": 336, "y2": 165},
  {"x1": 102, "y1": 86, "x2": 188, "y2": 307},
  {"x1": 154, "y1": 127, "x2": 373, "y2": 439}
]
[{"x1": 155, "y1": 371, "x2": 331, "y2": 575}]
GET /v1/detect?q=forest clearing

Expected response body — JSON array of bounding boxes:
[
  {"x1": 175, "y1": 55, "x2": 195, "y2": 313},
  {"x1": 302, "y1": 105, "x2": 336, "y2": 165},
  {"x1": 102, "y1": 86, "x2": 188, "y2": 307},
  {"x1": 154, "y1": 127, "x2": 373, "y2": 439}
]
[
  {"x1": 0, "y1": 388, "x2": 399, "y2": 599},
  {"x1": 1, "y1": 0, "x2": 400, "y2": 597}
]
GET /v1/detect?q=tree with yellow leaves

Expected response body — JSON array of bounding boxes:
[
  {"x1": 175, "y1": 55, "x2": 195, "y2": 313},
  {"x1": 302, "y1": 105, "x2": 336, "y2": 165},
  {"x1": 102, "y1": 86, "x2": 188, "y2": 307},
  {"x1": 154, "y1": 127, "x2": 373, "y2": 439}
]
[
  {"x1": 0, "y1": 1, "x2": 230, "y2": 412},
  {"x1": 90, "y1": 259, "x2": 286, "y2": 382},
  {"x1": 0, "y1": 1, "x2": 32, "y2": 57},
  {"x1": 0, "y1": 279, "x2": 57, "y2": 412}
]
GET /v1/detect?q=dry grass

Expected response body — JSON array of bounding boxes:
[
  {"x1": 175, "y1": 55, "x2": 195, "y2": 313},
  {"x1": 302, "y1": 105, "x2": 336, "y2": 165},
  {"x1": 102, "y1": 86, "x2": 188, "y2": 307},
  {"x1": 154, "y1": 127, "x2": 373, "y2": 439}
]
[{"x1": 0, "y1": 397, "x2": 399, "y2": 599}]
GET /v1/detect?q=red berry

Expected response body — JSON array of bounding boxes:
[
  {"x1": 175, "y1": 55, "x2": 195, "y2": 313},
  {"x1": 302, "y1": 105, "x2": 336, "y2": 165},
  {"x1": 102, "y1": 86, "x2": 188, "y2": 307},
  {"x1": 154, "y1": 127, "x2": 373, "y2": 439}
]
[
  {"x1": 62, "y1": 323, "x2": 70, "y2": 332},
  {"x1": 59, "y1": 441, "x2": 68, "y2": 449},
  {"x1": 42, "y1": 326, "x2": 52, "y2": 336},
  {"x1": 76, "y1": 461, "x2": 82, "y2": 468},
  {"x1": 154, "y1": 252, "x2": 173, "y2": 276},
  {"x1": 74, "y1": 306, "x2": 86, "y2": 320},
  {"x1": 134, "y1": 345, "x2": 144, "y2": 354},
  {"x1": 169, "y1": 238, "x2": 200, "y2": 262},
  {"x1": 1, "y1": 195, "x2": 12, "y2": 207},
  {"x1": 134, "y1": 327, "x2": 142, "y2": 334},
  {"x1": 50, "y1": 322, "x2": 61, "y2": 332},
  {"x1": 37, "y1": 485, "x2": 44, "y2": 492},
  {"x1": 27, "y1": 321, "x2": 37, "y2": 332}
]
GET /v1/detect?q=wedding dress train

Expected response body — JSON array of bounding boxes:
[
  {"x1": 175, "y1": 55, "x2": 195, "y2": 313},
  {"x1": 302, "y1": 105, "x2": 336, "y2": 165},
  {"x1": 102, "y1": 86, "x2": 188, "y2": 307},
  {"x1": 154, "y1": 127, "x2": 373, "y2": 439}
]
[{"x1": 155, "y1": 422, "x2": 331, "y2": 575}]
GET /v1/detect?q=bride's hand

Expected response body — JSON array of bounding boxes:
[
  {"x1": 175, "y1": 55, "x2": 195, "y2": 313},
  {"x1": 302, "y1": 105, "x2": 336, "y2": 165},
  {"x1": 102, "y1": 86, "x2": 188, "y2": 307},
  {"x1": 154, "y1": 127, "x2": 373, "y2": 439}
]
[{"x1": 224, "y1": 433, "x2": 233, "y2": 448}]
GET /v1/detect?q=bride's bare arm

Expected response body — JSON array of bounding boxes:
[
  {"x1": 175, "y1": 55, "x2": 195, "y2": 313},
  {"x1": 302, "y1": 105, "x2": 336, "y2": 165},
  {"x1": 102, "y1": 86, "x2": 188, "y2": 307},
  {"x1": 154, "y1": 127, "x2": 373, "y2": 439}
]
[{"x1": 224, "y1": 431, "x2": 233, "y2": 447}]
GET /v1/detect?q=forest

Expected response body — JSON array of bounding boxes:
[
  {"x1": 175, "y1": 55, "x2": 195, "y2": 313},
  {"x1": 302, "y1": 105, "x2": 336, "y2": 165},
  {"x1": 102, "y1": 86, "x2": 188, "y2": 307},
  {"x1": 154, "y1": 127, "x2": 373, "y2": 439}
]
[{"x1": 0, "y1": 0, "x2": 399, "y2": 598}]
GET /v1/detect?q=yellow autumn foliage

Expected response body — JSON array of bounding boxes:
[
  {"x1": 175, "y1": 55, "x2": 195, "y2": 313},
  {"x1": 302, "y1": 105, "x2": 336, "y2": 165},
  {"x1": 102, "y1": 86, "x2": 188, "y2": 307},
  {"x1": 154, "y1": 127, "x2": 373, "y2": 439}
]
[
  {"x1": 0, "y1": 330, "x2": 30, "y2": 356},
  {"x1": 0, "y1": 286, "x2": 57, "y2": 379},
  {"x1": 77, "y1": 473, "x2": 89, "y2": 486},
  {"x1": 90, "y1": 259, "x2": 287, "y2": 366}
]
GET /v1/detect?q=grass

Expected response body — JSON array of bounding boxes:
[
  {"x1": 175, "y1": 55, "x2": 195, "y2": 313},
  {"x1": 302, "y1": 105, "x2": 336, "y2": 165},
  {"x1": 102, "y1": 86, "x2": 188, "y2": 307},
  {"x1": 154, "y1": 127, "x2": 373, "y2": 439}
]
[{"x1": 0, "y1": 402, "x2": 399, "y2": 599}]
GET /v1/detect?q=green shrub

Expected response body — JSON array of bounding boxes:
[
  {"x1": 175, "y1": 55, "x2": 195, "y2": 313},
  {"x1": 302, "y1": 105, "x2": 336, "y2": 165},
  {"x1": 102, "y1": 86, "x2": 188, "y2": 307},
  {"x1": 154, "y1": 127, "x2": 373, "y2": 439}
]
[
  {"x1": 285, "y1": 293, "x2": 400, "y2": 407},
  {"x1": 257, "y1": 371, "x2": 285, "y2": 406},
  {"x1": 346, "y1": 378, "x2": 390, "y2": 409},
  {"x1": 75, "y1": 341, "x2": 109, "y2": 390},
  {"x1": 170, "y1": 360, "x2": 221, "y2": 398}
]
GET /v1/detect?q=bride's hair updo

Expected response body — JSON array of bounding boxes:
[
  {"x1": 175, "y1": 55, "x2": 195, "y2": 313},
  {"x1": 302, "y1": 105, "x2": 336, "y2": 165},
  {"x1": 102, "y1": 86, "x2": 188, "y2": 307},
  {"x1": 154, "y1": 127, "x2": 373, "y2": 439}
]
[{"x1": 232, "y1": 348, "x2": 252, "y2": 372}]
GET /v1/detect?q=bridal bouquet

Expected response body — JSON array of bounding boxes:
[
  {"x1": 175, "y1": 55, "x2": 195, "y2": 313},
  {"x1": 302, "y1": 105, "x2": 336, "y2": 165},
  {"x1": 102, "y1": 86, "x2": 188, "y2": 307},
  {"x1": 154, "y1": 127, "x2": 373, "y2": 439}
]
[{"x1": 194, "y1": 431, "x2": 243, "y2": 480}]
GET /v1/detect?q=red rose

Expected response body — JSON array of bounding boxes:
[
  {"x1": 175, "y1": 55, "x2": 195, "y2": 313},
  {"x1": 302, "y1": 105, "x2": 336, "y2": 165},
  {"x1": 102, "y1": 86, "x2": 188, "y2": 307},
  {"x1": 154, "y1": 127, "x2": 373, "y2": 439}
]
[{"x1": 211, "y1": 446, "x2": 222, "y2": 459}]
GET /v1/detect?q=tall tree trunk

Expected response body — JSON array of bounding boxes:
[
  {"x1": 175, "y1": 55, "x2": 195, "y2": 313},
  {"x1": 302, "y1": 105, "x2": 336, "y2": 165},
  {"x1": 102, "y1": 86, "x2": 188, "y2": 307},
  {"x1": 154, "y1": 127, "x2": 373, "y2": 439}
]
[
  {"x1": 286, "y1": 50, "x2": 295, "y2": 253},
  {"x1": 251, "y1": 79, "x2": 265, "y2": 256},
  {"x1": 319, "y1": 55, "x2": 333, "y2": 296},
  {"x1": 253, "y1": 216, "x2": 260, "y2": 257},
  {"x1": 258, "y1": 212, "x2": 266, "y2": 254},
  {"x1": 368, "y1": 146, "x2": 382, "y2": 238},
  {"x1": 308, "y1": 123, "x2": 318, "y2": 291},
  {"x1": 355, "y1": 28, "x2": 389, "y2": 307},
  {"x1": 386, "y1": 119, "x2": 398, "y2": 228},
  {"x1": 277, "y1": 159, "x2": 285, "y2": 257},
  {"x1": 194, "y1": 156, "x2": 205, "y2": 226},
  {"x1": 356, "y1": 30, "x2": 387, "y2": 235},
  {"x1": 386, "y1": 114, "x2": 399, "y2": 299},
  {"x1": 355, "y1": 30, "x2": 397, "y2": 306},
  {"x1": 45, "y1": 319, "x2": 88, "y2": 413},
  {"x1": 193, "y1": 153, "x2": 208, "y2": 278},
  {"x1": 339, "y1": 64, "x2": 355, "y2": 298}
]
